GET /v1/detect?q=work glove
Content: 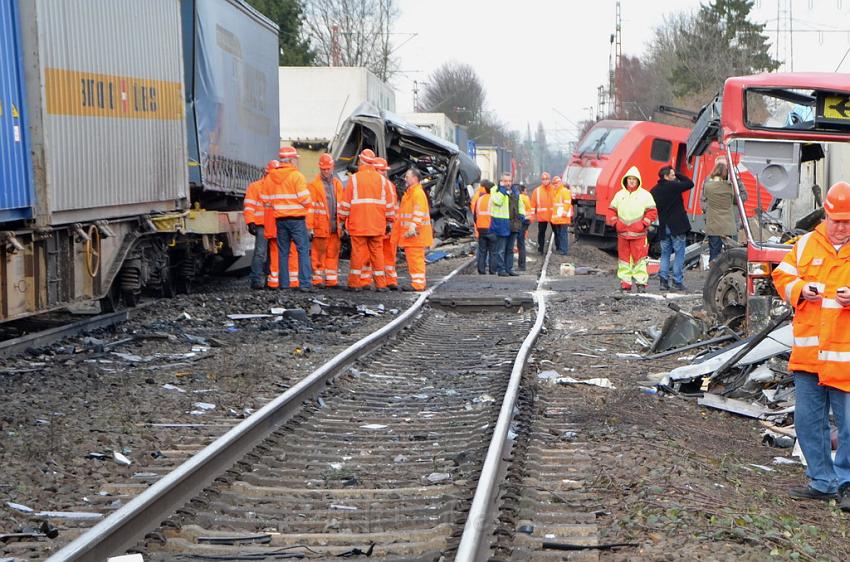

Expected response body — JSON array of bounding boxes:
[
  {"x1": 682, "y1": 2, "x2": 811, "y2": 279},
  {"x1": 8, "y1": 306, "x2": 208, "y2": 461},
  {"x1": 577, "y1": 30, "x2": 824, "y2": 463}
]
[
  {"x1": 386, "y1": 223, "x2": 392, "y2": 235},
  {"x1": 308, "y1": 229, "x2": 315, "y2": 241},
  {"x1": 247, "y1": 223, "x2": 257, "y2": 236},
  {"x1": 340, "y1": 223, "x2": 349, "y2": 241},
  {"x1": 647, "y1": 224, "x2": 657, "y2": 236},
  {"x1": 405, "y1": 223, "x2": 418, "y2": 238}
]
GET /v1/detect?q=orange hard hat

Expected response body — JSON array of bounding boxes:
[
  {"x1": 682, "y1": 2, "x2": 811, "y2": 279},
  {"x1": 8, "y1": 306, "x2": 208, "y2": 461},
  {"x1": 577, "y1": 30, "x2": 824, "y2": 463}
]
[
  {"x1": 374, "y1": 157, "x2": 389, "y2": 171},
  {"x1": 318, "y1": 153, "x2": 334, "y2": 170},
  {"x1": 359, "y1": 148, "x2": 377, "y2": 165},
  {"x1": 552, "y1": 176, "x2": 562, "y2": 184},
  {"x1": 266, "y1": 160, "x2": 280, "y2": 172},
  {"x1": 541, "y1": 172, "x2": 550, "y2": 181},
  {"x1": 825, "y1": 181, "x2": 850, "y2": 220},
  {"x1": 278, "y1": 146, "x2": 299, "y2": 160}
]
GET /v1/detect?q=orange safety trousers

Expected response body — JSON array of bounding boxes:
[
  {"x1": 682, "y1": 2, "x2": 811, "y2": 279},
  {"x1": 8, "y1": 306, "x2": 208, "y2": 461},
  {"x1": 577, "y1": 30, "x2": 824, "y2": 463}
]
[
  {"x1": 404, "y1": 247, "x2": 427, "y2": 290},
  {"x1": 311, "y1": 234, "x2": 341, "y2": 286},
  {"x1": 383, "y1": 235, "x2": 398, "y2": 287},
  {"x1": 266, "y1": 242, "x2": 301, "y2": 288},
  {"x1": 349, "y1": 236, "x2": 386, "y2": 288},
  {"x1": 616, "y1": 236, "x2": 649, "y2": 288}
]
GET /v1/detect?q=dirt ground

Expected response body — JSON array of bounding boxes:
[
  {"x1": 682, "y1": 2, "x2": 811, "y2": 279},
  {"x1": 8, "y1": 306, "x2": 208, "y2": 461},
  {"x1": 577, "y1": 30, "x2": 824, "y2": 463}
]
[
  {"x1": 536, "y1": 241, "x2": 850, "y2": 561},
  {"x1": 0, "y1": 255, "x2": 466, "y2": 558}
]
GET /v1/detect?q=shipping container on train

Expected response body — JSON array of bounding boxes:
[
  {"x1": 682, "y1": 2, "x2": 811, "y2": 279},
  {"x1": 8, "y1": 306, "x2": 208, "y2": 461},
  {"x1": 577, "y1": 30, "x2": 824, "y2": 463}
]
[
  {"x1": 182, "y1": 0, "x2": 280, "y2": 197},
  {"x1": 0, "y1": 0, "x2": 279, "y2": 323},
  {"x1": 0, "y1": 0, "x2": 34, "y2": 223}
]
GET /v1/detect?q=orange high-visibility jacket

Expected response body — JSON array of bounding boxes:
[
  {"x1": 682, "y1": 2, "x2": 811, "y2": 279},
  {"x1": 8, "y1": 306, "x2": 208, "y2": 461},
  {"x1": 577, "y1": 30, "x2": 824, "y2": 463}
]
[
  {"x1": 267, "y1": 164, "x2": 311, "y2": 219},
  {"x1": 520, "y1": 193, "x2": 533, "y2": 221},
  {"x1": 260, "y1": 175, "x2": 278, "y2": 237},
  {"x1": 531, "y1": 184, "x2": 555, "y2": 222},
  {"x1": 772, "y1": 222, "x2": 850, "y2": 390},
  {"x1": 307, "y1": 174, "x2": 344, "y2": 238},
  {"x1": 551, "y1": 187, "x2": 573, "y2": 225},
  {"x1": 393, "y1": 183, "x2": 433, "y2": 248},
  {"x1": 338, "y1": 165, "x2": 396, "y2": 236},
  {"x1": 474, "y1": 193, "x2": 492, "y2": 230},
  {"x1": 470, "y1": 185, "x2": 488, "y2": 212},
  {"x1": 243, "y1": 178, "x2": 265, "y2": 225}
]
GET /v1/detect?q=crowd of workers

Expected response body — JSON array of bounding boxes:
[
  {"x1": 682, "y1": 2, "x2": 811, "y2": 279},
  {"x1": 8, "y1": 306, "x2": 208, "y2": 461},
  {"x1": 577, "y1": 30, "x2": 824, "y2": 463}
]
[
  {"x1": 470, "y1": 171, "x2": 573, "y2": 274},
  {"x1": 243, "y1": 147, "x2": 433, "y2": 293}
]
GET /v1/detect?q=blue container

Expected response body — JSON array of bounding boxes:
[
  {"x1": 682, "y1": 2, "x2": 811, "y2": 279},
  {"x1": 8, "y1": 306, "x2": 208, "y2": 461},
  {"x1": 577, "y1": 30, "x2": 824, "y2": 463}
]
[{"x1": 0, "y1": 0, "x2": 32, "y2": 223}]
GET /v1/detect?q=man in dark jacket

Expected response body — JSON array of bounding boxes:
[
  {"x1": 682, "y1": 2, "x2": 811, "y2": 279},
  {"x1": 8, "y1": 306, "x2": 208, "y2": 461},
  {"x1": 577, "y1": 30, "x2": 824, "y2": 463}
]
[{"x1": 651, "y1": 166, "x2": 694, "y2": 291}]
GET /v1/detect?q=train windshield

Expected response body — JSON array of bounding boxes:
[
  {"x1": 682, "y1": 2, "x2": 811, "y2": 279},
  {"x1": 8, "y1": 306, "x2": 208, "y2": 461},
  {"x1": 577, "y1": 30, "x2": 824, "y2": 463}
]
[{"x1": 576, "y1": 127, "x2": 628, "y2": 156}]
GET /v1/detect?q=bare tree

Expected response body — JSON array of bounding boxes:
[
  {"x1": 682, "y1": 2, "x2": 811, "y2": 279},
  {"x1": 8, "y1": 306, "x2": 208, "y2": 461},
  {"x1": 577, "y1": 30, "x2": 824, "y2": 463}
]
[
  {"x1": 302, "y1": 0, "x2": 398, "y2": 81},
  {"x1": 421, "y1": 62, "x2": 486, "y2": 126}
]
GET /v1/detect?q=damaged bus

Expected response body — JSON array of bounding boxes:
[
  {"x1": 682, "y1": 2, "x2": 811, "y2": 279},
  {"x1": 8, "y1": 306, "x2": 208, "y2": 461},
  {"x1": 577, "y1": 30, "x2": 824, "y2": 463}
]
[{"x1": 331, "y1": 102, "x2": 480, "y2": 240}]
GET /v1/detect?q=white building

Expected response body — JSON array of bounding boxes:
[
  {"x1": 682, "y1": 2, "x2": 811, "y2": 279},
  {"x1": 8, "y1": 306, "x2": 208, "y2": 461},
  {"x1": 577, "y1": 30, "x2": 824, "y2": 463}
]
[
  {"x1": 278, "y1": 67, "x2": 396, "y2": 142},
  {"x1": 400, "y1": 112, "x2": 456, "y2": 143}
]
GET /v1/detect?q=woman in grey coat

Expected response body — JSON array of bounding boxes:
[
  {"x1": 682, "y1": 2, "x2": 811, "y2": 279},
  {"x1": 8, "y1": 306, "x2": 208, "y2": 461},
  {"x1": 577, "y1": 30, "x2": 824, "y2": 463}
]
[{"x1": 702, "y1": 160, "x2": 737, "y2": 262}]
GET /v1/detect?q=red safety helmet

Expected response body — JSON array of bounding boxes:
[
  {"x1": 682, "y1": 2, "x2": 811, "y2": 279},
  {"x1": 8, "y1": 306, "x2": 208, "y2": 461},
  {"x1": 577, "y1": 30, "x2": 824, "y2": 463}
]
[
  {"x1": 359, "y1": 148, "x2": 377, "y2": 165},
  {"x1": 266, "y1": 160, "x2": 280, "y2": 172},
  {"x1": 318, "y1": 153, "x2": 334, "y2": 170},
  {"x1": 278, "y1": 146, "x2": 299, "y2": 160},
  {"x1": 374, "y1": 157, "x2": 389, "y2": 172},
  {"x1": 825, "y1": 181, "x2": 850, "y2": 220}
]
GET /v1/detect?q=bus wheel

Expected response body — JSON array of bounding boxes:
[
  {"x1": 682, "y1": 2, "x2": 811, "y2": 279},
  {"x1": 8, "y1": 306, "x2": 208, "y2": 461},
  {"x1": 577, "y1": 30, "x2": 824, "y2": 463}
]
[{"x1": 702, "y1": 247, "x2": 747, "y2": 323}]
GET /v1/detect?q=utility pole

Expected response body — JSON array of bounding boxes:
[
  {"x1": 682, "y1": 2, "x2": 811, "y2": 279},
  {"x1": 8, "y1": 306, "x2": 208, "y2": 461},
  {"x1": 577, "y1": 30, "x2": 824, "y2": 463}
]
[
  {"x1": 776, "y1": 0, "x2": 793, "y2": 71},
  {"x1": 412, "y1": 80, "x2": 419, "y2": 112},
  {"x1": 331, "y1": 25, "x2": 341, "y2": 67},
  {"x1": 597, "y1": 85, "x2": 606, "y2": 120},
  {"x1": 608, "y1": 0, "x2": 623, "y2": 118}
]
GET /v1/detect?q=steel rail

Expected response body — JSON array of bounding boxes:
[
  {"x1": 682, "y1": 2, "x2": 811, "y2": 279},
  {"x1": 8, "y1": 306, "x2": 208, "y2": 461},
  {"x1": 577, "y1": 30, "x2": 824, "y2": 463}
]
[
  {"x1": 454, "y1": 237, "x2": 554, "y2": 562},
  {"x1": 47, "y1": 258, "x2": 474, "y2": 562},
  {"x1": 0, "y1": 310, "x2": 129, "y2": 358}
]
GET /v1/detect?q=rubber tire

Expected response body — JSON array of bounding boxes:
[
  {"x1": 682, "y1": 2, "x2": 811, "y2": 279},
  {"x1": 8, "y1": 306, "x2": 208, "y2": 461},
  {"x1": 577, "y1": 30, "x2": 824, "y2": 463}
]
[{"x1": 702, "y1": 247, "x2": 747, "y2": 320}]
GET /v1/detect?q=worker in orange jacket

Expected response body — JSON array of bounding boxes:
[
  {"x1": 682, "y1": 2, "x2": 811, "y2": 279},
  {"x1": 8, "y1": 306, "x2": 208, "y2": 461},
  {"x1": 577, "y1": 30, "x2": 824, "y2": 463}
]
[
  {"x1": 306, "y1": 153, "x2": 344, "y2": 287},
  {"x1": 531, "y1": 172, "x2": 555, "y2": 254},
  {"x1": 244, "y1": 160, "x2": 278, "y2": 289},
  {"x1": 473, "y1": 180, "x2": 496, "y2": 274},
  {"x1": 393, "y1": 167, "x2": 433, "y2": 291},
  {"x1": 267, "y1": 146, "x2": 313, "y2": 292},
  {"x1": 339, "y1": 149, "x2": 395, "y2": 292},
  {"x1": 375, "y1": 158, "x2": 401, "y2": 290},
  {"x1": 550, "y1": 176, "x2": 573, "y2": 256},
  {"x1": 772, "y1": 181, "x2": 850, "y2": 509}
]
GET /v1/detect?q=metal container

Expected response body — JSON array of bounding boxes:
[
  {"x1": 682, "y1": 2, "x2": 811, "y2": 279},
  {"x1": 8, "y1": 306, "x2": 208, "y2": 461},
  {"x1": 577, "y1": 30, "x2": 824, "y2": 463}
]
[
  {"x1": 0, "y1": 0, "x2": 33, "y2": 223},
  {"x1": 182, "y1": 0, "x2": 280, "y2": 195},
  {"x1": 19, "y1": 0, "x2": 189, "y2": 226}
]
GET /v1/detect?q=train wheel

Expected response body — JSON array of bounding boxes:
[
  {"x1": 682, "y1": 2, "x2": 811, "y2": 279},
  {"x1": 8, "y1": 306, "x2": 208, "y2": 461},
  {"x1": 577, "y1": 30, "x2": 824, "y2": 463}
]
[
  {"x1": 100, "y1": 283, "x2": 121, "y2": 313},
  {"x1": 702, "y1": 247, "x2": 747, "y2": 322}
]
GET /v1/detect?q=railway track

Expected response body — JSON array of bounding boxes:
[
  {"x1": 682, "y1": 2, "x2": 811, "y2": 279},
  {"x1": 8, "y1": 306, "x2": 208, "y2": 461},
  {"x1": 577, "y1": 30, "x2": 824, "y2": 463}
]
[{"x1": 41, "y1": 248, "x2": 553, "y2": 562}]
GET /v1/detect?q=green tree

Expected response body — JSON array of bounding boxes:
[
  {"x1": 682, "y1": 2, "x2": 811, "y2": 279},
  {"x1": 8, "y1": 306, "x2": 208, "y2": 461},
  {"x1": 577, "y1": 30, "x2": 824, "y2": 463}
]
[
  {"x1": 670, "y1": 0, "x2": 778, "y2": 98},
  {"x1": 247, "y1": 0, "x2": 315, "y2": 65}
]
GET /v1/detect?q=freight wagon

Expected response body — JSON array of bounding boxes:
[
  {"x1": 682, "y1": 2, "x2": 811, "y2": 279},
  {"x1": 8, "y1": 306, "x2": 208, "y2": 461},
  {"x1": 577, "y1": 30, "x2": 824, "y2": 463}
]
[{"x1": 0, "y1": 0, "x2": 279, "y2": 322}]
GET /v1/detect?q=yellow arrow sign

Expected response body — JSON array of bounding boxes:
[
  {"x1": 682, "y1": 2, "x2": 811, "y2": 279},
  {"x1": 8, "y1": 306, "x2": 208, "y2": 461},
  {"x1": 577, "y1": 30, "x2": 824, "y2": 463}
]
[{"x1": 823, "y1": 95, "x2": 850, "y2": 121}]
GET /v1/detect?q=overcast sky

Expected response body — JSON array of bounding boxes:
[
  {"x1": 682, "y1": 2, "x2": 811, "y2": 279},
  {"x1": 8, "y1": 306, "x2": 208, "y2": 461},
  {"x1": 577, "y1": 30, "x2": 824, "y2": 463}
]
[{"x1": 392, "y1": 0, "x2": 850, "y2": 149}]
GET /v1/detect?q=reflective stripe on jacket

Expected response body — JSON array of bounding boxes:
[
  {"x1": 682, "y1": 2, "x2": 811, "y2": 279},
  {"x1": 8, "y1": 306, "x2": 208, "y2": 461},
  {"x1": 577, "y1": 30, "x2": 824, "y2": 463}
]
[
  {"x1": 266, "y1": 164, "x2": 311, "y2": 218},
  {"x1": 772, "y1": 223, "x2": 850, "y2": 390},
  {"x1": 474, "y1": 193, "x2": 491, "y2": 230},
  {"x1": 339, "y1": 165, "x2": 396, "y2": 236},
  {"x1": 520, "y1": 193, "x2": 533, "y2": 221},
  {"x1": 393, "y1": 183, "x2": 433, "y2": 248},
  {"x1": 551, "y1": 186, "x2": 573, "y2": 225},
  {"x1": 531, "y1": 184, "x2": 555, "y2": 222},
  {"x1": 243, "y1": 179, "x2": 265, "y2": 225},
  {"x1": 308, "y1": 174, "x2": 344, "y2": 238}
]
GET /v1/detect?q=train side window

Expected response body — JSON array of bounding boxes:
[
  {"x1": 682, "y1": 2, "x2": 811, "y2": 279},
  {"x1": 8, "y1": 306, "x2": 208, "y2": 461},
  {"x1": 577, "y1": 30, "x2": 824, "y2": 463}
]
[{"x1": 650, "y1": 139, "x2": 672, "y2": 162}]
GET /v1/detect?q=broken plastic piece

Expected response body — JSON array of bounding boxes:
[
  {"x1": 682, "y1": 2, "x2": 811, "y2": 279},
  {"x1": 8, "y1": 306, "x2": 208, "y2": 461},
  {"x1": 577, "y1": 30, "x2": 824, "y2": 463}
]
[{"x1": 113, "y1": 451, "x2": 132, "y2": 466}]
